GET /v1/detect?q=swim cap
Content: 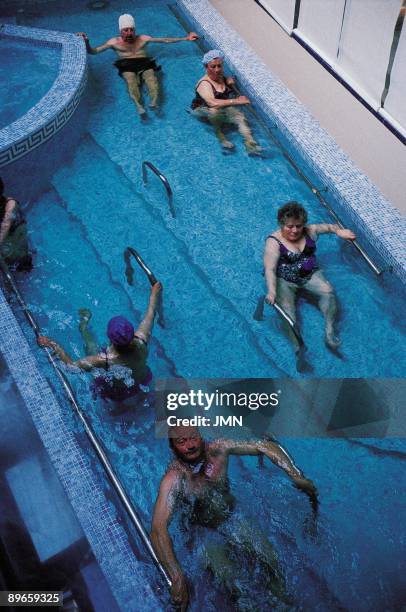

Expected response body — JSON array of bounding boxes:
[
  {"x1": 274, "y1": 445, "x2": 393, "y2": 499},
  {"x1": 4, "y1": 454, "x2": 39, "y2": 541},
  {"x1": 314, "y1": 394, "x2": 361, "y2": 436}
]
[
  {"x1": 202, "y1": 49, "x2": 224, "y2": 65},
  {"x1": 107, "y1": 316, "x2": 134, "y2": 346},
  {"x1": 119, "y1": 14, "x2": 135, "y2": 30}
]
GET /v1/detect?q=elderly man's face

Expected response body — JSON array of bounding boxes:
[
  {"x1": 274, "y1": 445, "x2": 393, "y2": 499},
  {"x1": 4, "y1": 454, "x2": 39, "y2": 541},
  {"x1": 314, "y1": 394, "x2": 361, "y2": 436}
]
[
  {"x1": 207, "y1": 58, "x2": 224, "y2": 80},
  {"x1": 121, "y1": 27, "x2": 135, "y2": 42},
  {"x1": 170, "y1": 426, "x2": 205, "y2": 463}
]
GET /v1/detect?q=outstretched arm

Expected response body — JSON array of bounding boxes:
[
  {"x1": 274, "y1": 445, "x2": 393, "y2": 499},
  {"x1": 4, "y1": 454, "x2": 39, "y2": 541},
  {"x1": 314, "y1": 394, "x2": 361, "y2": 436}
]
[
  {"x1": 307, "y1": 223, "x2": 356, "y2": 241},
  {"x1": 134, "y1": 282, "x2": 162, "y2": 344},
  {"x1": 143, "y1": 31, "x2": 198, "y2": 44},
  {"x1": 151, "y1": 471, "x2": 189, "y2": 611},
  {"x1": 218, "y1": 439, "x2": 318, "y2": 506},
  {"x1": 37, "y1": 336, "x2": 106, "y2": 371},
  {"x1": 76, "y1": 32, "x2": 115, "y2": 54},
  {"x1": 0, "y1": 199, "x2": 17, "y2": 244},
  {"x1": 263, "y1": 237, "x2": 280, "y2": 305}
]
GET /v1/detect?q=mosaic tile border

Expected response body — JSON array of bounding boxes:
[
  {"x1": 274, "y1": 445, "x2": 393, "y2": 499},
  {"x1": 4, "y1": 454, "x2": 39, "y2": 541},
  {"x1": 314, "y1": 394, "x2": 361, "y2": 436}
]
[
  {"x1": 0, "y1": 290, "x2": 161, "y2": 610},
  {"x1": 0, "y1": 24, "x2": 87, "y2": 167},
  {"x1": 176, "y1": 0, "x2": 406, "y2": 286}
]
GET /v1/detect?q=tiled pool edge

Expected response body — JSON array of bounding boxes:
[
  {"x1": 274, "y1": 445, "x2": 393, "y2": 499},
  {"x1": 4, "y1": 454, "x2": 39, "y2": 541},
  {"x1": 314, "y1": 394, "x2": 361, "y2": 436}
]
[
  {"x1": 0, "y1": 291, "x2": 161, "y2": 610},
  {"x1": 176, "y1": 0, "x2": 405, "y2": 286},
  {"x1": 0, "y1": 24, "x2": 87, "y2": 167}
]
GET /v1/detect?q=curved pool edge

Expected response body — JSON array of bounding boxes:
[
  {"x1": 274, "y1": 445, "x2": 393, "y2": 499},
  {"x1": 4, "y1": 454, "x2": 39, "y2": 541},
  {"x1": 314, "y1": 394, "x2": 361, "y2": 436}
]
[
  {"x1": 0, "y1": 289, "x2": 162, "y2": 610},
  {"x1": 0, "y1": 24, "x2": 87, "y2": 168},
  {"x1": 177, "y1": 0, "x2": 406, "y2": 288}
]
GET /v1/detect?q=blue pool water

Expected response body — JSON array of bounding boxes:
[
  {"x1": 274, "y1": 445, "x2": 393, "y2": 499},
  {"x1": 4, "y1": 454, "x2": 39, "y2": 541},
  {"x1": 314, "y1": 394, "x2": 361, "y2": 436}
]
[
  {"x1": 0, "y1": 38, "x2": 59, "y2": 129},
  {"x1": 1, "y1": 0, "x2": 405, "y2": 610},
  {"x1": 6, "y1": 0, "x2": 405, "y2": 379}
]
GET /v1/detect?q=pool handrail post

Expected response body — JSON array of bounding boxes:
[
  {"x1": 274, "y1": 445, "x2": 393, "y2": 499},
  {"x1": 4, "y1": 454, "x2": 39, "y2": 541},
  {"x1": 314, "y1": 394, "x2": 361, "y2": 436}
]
[
  {"x1": 142, "y1": 161, "x2": 176, "y2": 218},
  {"x1": 124, "y1": 247, "x2": 165, "y2": 328},
  {"x1": 230, "y1": 83, "x2": 382, "y2": 276},
  {"x1": 273, "y1": 301, "x2": 305, "y2": 348},
  {"x1": 0, "y1": 256, "x2": 172, "y2": 590},
  {"x1": 253, "y1": 293, "x2": 305, "y2": 348}
]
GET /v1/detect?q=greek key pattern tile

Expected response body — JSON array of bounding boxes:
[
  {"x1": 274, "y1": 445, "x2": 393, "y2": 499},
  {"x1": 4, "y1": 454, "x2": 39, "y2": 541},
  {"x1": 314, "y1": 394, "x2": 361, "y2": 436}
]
[{"x1": 0, "y1": 24, "x2": 87, "y2": 168}]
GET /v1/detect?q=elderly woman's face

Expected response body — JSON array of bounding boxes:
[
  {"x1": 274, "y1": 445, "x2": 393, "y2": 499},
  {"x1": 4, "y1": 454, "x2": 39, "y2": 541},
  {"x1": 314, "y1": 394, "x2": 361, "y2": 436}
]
[
  {"x1": 207, "y1": 58, "x2": 224, "y2": 79},
  {"x1": 281, "y1": 217, "x2": 305, "y2": 241}
]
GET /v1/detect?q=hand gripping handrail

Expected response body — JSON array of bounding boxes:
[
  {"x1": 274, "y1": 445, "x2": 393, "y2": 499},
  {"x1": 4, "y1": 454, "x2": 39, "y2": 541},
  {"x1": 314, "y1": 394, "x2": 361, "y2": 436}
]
[
  {"x1": 124, "y1": 246, "x2": 165, "y2": 328},
  {"x1": 254, "y1": 295, "x2": 305, "y2": 348},
  {"x1": 0, "y1": 256, "x2": 171, "y2": 590},
  {"x1": 142, "y1": 161, "x2": 176, "y2": 218},
  {"x1": 229, "y1": 84, "x2": 382, "y2": 276}
]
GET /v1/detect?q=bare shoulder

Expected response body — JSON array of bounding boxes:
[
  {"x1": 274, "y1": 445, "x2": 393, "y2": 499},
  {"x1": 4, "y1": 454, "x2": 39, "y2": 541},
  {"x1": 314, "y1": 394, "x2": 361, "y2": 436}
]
[
  {"x1": 138, "y1": 34, "x2": 151, "y2": 42},
  {"x1": 196, "y1": 77, "x2": 211, "y2": 88},
  {"x1": 5, "y1": 198, "x2": 17, "y2": 210},
  {"x1": 108, "y1": 36, "x2": 123, "y2": 48},
  {"x1": 264, "y1": 234, "x2": 280, "y2": 252},
  {"x1": 305, "y1": 224, "x2": 318, "y2": 239},
  {"x1": 160, "y1": 465, "x2": 182, "y2": 492}
]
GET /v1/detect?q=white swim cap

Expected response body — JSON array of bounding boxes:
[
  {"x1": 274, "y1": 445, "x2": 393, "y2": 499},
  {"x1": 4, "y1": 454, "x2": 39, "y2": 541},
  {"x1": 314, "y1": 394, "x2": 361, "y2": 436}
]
[
  {"x1": 202, "y1": 49, "x2": 224, "y2": 65},
  {"x1": 119, "y1": 14, "x2": 135, "y2": 30}
]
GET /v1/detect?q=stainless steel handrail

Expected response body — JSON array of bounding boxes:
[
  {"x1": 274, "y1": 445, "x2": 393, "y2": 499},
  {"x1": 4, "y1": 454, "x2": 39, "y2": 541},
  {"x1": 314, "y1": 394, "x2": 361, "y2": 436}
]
[
  {"x1": 0, "y1": 256, "x2": 171, "y2": 589},
  {"x1": 142, "y1": 161, "x2": 175, "y2": 218},
  {"x1": 124, "y1": 246, "x2": 165, "y2": 328},
  {"x1": 253, "y1": 294, "x2": 305, "y2": 348},
  {"x1": 230, "y1": 84, "x2": 382, "y2": 276}
]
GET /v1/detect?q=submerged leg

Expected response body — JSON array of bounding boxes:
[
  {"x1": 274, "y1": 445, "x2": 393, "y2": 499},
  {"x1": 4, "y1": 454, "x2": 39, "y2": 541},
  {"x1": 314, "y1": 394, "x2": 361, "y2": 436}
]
[
  {"x1": 78, "y1": 309, "x2": 98, "y2": 355},
  {"x1": 142, "y1": 68, "x2": 159, "y2": 108},
  {"x1": 121, "y1": 71, "x2": 146, "y2": 115},
  {"x1": 228, "y1": 108, "x2": 260, "y2": 153},
  {"x1": 226, "y1": 519, "x2": 292, "y2": 606},
  {"x1": 276, "y1": 278, "x2": 300, "y2": 349},
  {"x1": 207, "y1": 109, "x2": 235, "y2": 149},
  {"x1": 203, "y1": 542, "x2": 236, "y2": 594},
  {"x1": 305, "y1": 271, "x2": 340, "y2": 349}
]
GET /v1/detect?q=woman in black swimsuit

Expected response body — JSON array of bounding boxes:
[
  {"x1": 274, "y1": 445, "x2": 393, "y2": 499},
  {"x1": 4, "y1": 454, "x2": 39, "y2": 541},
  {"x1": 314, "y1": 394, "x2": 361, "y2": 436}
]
[
  {"x1": 191, "y1": 50, "x2": 261, "y2": 154},
  {"x1": 264, "y1": 201, "x2": 356, "y2": 351},
  {"x1": 0, "y1": 177, "x2": 32, "y2": 272}
]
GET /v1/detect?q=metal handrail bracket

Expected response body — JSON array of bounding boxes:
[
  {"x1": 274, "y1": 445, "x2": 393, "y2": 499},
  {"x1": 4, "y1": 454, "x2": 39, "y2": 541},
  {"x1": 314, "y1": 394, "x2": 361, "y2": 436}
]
[
  {"x1": 142, "y1": 161, "x2": 176, "y2": 218},
  {"x1": 124, "y1": 247, "x2": 165, "y2": 328},
  {"x1": 254, "y1": 294, "x2": 305, "y2": 349}
]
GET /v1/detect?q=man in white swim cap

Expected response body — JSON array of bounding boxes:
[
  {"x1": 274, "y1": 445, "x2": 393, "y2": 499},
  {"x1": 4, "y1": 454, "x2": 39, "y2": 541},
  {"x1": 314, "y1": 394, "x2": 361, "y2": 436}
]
[
  {"x1": 77, "y1": 15, "x2": 198, "y2": 116},
  {"x1": 191, "y1": 49, "x2": 262, "y2": 154}
]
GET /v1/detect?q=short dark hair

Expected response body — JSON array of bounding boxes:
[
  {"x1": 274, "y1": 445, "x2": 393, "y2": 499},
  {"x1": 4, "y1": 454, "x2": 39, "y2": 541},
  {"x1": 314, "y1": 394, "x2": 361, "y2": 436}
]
[
  {"x1": 277, "y1": 201, "x2": 308, "y2": 226},
  {"x1": 0, "y1": 177, "x2": 4, "y2": 198}
]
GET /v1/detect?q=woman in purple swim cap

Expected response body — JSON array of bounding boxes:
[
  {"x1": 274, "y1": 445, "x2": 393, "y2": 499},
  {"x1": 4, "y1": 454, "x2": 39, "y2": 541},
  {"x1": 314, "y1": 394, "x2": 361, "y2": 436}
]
[{"x1": 38, "y1": 282, "x2": 162, "y2": 403}]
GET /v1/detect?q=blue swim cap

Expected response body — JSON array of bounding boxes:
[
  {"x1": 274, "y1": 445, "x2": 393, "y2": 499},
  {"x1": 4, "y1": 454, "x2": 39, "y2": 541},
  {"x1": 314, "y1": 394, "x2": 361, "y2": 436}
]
[
  {"x1": 107, "y1": 316, "x2": 134, "y2": 346},
  {"x1": 202, "y1": 49, "x2": 224, "y2": 65}
]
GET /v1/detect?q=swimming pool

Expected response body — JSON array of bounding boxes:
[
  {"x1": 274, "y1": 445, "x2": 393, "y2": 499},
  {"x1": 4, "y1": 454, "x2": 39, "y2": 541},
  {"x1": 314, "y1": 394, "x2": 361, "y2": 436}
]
[
  {"x1": 0, "y1": 38, "x2": 59, "y2": 129},
  {"x1": 0, "y1": 0, "x2": 405, "y2": 610},
  {"x1": 6, "y1": 0, "x2": 404, "y2": 379}
]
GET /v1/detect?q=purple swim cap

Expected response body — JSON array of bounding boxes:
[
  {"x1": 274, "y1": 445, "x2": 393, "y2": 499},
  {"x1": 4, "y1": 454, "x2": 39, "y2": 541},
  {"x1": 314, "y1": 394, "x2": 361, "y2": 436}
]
[{"x1": 107, "y1": 316, "x2": 134, "y2": 346}]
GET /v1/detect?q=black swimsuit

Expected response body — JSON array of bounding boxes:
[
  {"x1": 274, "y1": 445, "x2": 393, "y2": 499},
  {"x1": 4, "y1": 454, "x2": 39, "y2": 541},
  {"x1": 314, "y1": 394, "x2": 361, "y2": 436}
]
[
  {"x1": 191, "y1": 79, "x2": 234, "y2": 110},
  {"x1": 114, "y1": 57, "x2": 161, "y2": 77}
]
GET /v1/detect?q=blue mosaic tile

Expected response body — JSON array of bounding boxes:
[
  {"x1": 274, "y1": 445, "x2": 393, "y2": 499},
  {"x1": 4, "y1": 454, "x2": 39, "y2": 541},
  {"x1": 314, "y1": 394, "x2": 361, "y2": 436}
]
[
  {"x1": 177, "y1": 0, "x2": 406, "y2": 285},
  {"x1": 0, "y1": 24, "x2": 87, "y2": 167}
]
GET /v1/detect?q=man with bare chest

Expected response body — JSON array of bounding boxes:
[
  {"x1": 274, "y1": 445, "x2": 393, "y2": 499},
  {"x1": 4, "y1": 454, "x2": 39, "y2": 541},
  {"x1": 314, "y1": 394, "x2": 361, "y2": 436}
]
[
  {"x1": 78, "y1": 14, "x2": 198, "y2": 115},
  {"x1": 151, "y1": 425, "x2": 317, "y2": 610}
]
